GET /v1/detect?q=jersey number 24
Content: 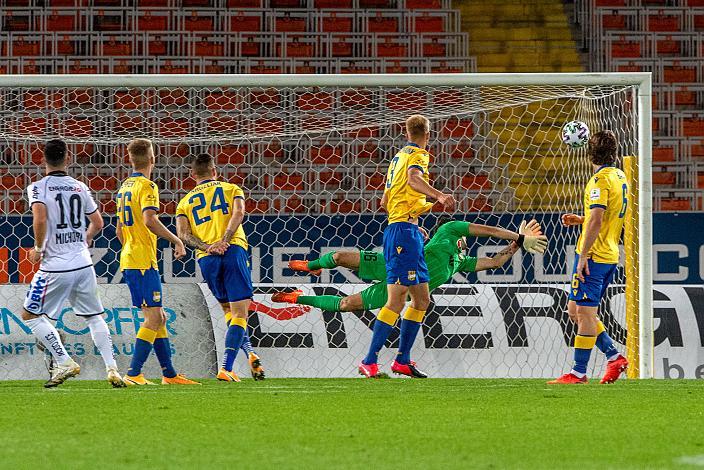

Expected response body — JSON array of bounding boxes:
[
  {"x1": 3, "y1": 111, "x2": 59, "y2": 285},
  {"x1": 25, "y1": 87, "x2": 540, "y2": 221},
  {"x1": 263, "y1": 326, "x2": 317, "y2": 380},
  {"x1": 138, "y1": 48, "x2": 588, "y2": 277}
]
[{"x1": 190, "y1": 186, "x2": 229, "y2": 225}]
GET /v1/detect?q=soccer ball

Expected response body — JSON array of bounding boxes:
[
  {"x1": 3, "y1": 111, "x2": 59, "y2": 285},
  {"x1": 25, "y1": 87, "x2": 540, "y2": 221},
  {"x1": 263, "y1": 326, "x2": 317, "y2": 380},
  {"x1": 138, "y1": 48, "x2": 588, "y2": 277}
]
[{"x1": 561, "y1": 120, "x2": 590, "y2": 148}]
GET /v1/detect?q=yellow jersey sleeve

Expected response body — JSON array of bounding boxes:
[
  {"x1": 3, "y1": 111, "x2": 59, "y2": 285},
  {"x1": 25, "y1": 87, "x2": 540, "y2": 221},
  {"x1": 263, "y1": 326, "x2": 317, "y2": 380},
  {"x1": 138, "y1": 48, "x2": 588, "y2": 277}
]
[
  {"x1": 408, "y1": 150, "x2": 430, "y2": 174},
  {"x1": 140, "y1": 181, "x2": 160, "y2": 213},
  {"x1": 177, "y1": 180, "x2": 248, "y2": 259},
  {"x1": 117, "y1": 176, "x2": 159, "y2": 270},
  {"x1": 587, "y1": 176, "x2": 610, "y2": 209}
]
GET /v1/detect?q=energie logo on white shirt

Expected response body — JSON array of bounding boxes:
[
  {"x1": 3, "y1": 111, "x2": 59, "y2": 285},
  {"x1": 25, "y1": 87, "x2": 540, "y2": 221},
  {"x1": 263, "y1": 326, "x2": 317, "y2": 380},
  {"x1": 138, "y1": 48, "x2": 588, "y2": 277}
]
[{"x1": 27, "y1": 172, "x2": 98, "y2": 273}]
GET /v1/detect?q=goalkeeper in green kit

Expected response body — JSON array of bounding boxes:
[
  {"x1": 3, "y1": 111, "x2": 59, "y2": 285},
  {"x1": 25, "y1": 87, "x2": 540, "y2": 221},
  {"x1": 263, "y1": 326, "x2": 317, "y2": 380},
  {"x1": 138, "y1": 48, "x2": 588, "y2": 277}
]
[{"x1": 272, "y1": 218, "x2": 548, "y2": 313}]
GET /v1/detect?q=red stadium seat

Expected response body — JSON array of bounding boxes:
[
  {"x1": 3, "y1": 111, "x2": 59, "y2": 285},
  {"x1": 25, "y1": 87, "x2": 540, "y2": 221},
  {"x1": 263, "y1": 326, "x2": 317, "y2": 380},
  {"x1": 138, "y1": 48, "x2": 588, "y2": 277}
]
[
  {"x1": 601, "y1": 13, "x2": 627, "y2": 30},
  {"x1": 647, "y1": 13, "x2": 681, "y2": 32},
  {"x1": 442, "y1": 118, "x2": 474, "y2": 139},
  {"x1": 611, "y1": 41, "x2": 641, "y2": 58},
  {"x1": 315, "y1": 0, "x2": 352, "y2": 6},
  {"x1": 228, "y1": 13, "x2": 261, "y2": 32},
  {"x1": 245, "y1": 199, "x2": 270, "y2": 214},
  {"x1": 227, "y1": 0, "x2": 262, "y2": 6},
  {"x1": 274, "y1": 195, "x2": 306, "y2": 213},
  {"x1": 411, "y1": 13, "x2": 445, "y2": 33},
  {"x1": 5, "y1": 12, "x2": 30, "y2": 31},
  {"x1": 653, "y1": 146, "x2": 675, "y2": 162},
  {"x1": 207, "y1": 115, "x2": 240, "y2": 134},
  {"x1": 357, "y1": 142, "x2": 379, "y2": 160},
  {"x1": 406, "y1": 0, "x2": 442, "y2": 8},
  {"x1": 42, "y1": 11, "x2": 78, "y2": 31},
  {"x1": 365, "y1": 172, "x2": 386, "y2": 190},
  {"x1": 660, "y1": 198, "x2": 691, "y2": 210},
  {"x1": 60, "y1": 117, "x2": 93, "y2": 137},
  {"x1": 273, "y1": 172, "x2": 304, "y2": 191},
  {"x1": 135, "y1": 11, "x2": 170, "y2": 31},
  {"x1": 321, "y1": 13, "x2": 353, "y2": 33},
  {"x1": 310, "y1": 145, "x2": 343, "y2": 164},
  {"x1": 328, "y1": 199, "x2": 361, "y2": 214},
  {"x1": 317, "y1": 171, "x2": 344, "y2": 188},
  {"x1": 297, "y1": 92, "x2": 334, "y2": 111},
  {"x1": 253, "y1": 117, "x2": 285, "y2": 134},
  {"x1": 0, "y1": 248, "x2": 8, "y2": 284},
  {"x1": 249, "y1": 90, "x2": 281, "y2": 107},
  {"x1": 375, "y1": 38, "x2": 407, "y2": 57},
  {"x1": 88, "y1": 176, "x2": 118, "y2": 191},
  {"x1": 182, "y1": 12, "x2": 215, "y2": 31},
  {"x1": 205, "y1": 91, "x2": 240, "y2": 110},
  {"x1": 276, "y1": 15, "x2": 307, "y2": 33},
  {"x1": 457, "y1": 174, "x2": 490, "y2": 190},
  {"x1": 683, "y1": 117, "x2": 704, "y2": 137},
  {"x1": 386, "y1": 91, "x2": 427, "y2": 110},
  {"x1": 214, "y1": 145, "x2": 248, "y2": 164},
  {"x1": 653, "y1": 172, "x2": 676, "y2": 186},
  {"x1": 367, "y1": 14, "x2": 399, "y2": 33},
  {"x1": 0, "y1": 175, "x2": 26, "y2": 190}
]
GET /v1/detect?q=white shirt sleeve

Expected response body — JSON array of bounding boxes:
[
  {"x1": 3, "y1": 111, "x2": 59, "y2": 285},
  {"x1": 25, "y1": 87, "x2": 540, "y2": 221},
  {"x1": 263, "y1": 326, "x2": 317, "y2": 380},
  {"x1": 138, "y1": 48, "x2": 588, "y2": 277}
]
[{"x1": 27, "y1": 182, "x2": 45, "y2": 206}]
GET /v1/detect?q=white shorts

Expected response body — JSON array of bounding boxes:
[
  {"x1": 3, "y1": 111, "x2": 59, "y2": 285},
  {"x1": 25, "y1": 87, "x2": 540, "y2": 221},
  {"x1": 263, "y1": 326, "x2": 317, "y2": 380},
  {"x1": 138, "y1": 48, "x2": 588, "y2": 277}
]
[{"x1": 23, "y1": 266, "x2": 104, "y2": 320}]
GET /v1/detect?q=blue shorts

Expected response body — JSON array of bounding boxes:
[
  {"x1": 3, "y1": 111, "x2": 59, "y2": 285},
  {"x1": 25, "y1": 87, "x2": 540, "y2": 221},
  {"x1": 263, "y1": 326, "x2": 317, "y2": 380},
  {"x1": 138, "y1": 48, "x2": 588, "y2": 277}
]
[
  {"x1": 383, "y1": 222, "x2": 429, "y2": 286},
  {"x1": 123, "y1": 268, "x2": 163, "y2": 308},
  {"x1": 568, "y1": 256, "x2": 617, "y2": 307},
  {"x1": 198, "y1": 245, "x2": 253, "y2": 304}
]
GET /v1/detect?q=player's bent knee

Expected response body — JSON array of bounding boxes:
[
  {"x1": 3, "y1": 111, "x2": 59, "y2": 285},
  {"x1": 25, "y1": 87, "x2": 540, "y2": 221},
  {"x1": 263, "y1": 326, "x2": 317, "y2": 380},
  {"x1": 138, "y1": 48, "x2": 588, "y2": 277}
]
[
  {"x1": 339, "y1": 296, "x2": 360, "y2": 312},
  {"x1": 21, "y1": 309, "x2": 39, "y2": 321}
]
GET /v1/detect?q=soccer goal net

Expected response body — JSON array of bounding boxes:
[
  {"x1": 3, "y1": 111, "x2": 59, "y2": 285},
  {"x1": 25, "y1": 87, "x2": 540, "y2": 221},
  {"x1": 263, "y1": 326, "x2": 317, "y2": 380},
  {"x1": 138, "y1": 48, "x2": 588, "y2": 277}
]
[{"x1": 0, "y1": 73, "x2": 652, "y2": 380}]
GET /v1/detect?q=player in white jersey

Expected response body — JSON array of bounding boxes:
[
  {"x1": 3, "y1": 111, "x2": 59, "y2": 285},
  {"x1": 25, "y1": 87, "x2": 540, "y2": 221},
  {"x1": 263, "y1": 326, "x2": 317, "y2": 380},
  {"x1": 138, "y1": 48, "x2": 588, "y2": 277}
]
[{"x1": 21, "y1": 139, "x2": 125, "y2": 388}]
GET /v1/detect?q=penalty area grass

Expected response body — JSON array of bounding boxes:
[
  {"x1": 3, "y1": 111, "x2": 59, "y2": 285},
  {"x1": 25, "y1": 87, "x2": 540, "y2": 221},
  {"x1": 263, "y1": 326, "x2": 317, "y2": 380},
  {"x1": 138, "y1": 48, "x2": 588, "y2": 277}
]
[{"x1": 1, "y1": 378, "x2": 703, "y2": 469}]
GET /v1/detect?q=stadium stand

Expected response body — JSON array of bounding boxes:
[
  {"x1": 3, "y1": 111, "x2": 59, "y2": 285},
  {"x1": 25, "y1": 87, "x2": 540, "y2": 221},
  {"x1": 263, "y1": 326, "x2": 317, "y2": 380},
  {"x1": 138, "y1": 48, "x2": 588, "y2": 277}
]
[
  {"x1": 575, "y1": 0, "x2": 704, "y2": 210},
  {"x1": 0, "y1": 0, "x2": 475, "y2": 215}
]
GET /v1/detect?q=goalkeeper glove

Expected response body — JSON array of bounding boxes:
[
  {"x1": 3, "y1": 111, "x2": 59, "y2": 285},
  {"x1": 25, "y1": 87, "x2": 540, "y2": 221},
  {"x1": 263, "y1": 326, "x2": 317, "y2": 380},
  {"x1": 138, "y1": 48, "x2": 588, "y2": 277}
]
[{"x1": 518, "y1": 220, "x2": 548, "y2": 254}]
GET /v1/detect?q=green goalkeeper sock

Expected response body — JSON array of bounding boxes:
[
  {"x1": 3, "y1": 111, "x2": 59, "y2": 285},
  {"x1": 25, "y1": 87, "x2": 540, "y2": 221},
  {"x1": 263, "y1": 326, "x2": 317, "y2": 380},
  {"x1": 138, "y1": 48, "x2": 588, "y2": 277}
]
[
  {"x1": 308, "y1": 252, "x2": 337, "y2": 271},
  {"x1": 297, "y1": 295, "x2": 342, "y2": 312}
]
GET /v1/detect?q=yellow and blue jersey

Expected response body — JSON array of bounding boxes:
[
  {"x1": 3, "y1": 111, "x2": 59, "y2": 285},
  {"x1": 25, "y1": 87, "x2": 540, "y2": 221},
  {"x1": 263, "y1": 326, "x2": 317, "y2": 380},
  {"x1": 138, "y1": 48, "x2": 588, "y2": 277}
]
[
  {"x1": 176, "y1": 180, "x2": 248, "y2": 259},
  {"x1": 383, "y1": 143, "x2": 433, "y2": 224},
  {"x1": 576, "y1": 165, "x2": 628, "y2": 264},
  {"x1": 116, "y1": 172, "x2": 159, "y2": 271}
]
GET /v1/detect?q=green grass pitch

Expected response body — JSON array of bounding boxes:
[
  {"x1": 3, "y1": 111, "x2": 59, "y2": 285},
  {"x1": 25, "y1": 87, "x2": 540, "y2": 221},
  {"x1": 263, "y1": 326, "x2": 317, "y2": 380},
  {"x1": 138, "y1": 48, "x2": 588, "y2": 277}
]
[{"x1": 2, "y1": 378, "x2": 703, "y2": 469}]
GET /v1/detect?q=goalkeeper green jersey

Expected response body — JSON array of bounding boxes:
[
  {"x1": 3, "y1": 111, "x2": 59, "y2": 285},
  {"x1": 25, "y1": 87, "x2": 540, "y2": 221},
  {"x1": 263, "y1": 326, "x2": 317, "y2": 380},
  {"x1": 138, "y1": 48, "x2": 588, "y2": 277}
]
[{"x1": 359, "y1": 221, "x2": 476, "y2": 287}]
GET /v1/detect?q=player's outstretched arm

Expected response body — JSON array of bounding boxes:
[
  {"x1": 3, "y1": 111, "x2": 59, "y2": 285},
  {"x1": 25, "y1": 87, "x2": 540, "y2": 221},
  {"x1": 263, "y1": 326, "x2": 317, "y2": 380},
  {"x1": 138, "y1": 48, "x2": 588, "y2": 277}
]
[
  {"x1": 85, "y1": 210, "x2": 104, "y2": 247},
  {"x1": 468, "y1": 219, "x2": 547, "y2": 254},
  {"x1": 407, "y1": 168, "x2": 456, "y2": 210},
  {"x1": 175, "y1": 216, "x2": 210, "y2": 252},
  {"x1": 143, "y1": 209, "x2": 185, "y2": 259},
  {"x1": 474, "y1": 243, "x2": 520, "y2": 271}
]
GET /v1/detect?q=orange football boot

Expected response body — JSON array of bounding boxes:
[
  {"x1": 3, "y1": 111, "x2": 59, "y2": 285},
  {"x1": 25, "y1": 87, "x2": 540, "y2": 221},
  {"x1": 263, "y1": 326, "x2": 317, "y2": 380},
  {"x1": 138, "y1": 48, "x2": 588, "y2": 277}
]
[{"x1": 288, "y1": 260, "x2": 322, "y2": 276}]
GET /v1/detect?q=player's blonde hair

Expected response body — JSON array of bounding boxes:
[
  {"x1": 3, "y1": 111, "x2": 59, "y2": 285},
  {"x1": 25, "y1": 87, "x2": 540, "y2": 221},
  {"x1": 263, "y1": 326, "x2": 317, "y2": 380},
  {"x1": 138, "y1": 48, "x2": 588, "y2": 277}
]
[
  {"x1": 127, "y1": 138, "x2": 154, "y2": 169},
  {"x1": 406, "y1": 114, "x2": 430, "y2": 140}
]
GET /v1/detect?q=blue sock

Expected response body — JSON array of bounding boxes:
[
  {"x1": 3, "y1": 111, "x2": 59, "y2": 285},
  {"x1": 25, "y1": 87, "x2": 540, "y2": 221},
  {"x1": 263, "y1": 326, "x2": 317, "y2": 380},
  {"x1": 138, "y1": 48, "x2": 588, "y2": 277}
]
[
  {"x1": 127, "y1": 327, "x2": 156, "y2": 377},
  {"x1": 572, "y1": 335, "x2": 596, "y2": 375},
  {"x1": 596, "y1": 331, "x2": 620, "y2": 360},
  {"x1": 127, "y1": 338, "x2": 153, "y2": 376},
  {"x1": 240, "y1": 330, "x2": 254, "y2": 356},
  {"x1": 153, "y1": 336, "x2": 177, "y2": 378},
  {"x1": 363, "y1": 307, "x2": 399, "y2": 365},
  {"x1": 396, "y1": 319, "x2": 422, "y2": 365},
  {"x1": 223, "y1": 323, "x2": 245, "y2": 372}
]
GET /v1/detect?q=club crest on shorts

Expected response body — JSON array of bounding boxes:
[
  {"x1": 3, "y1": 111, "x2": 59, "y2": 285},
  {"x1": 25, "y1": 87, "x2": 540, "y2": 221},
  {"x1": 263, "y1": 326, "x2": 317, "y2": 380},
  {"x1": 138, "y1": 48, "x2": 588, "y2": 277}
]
[
  {"x1": 408, "y1": 270, "x2": 416, "y2": 281},
  {"x1": 396, "y1": 246, "x2": 403, "y2": 254},
  {"x1": 153, "y1": 291, "x2": 161, "y2": 303}
]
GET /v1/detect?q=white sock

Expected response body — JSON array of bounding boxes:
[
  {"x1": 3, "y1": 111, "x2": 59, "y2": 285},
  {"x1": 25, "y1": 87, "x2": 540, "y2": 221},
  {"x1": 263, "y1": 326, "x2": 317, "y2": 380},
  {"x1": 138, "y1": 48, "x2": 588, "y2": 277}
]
[
  {"x1": 570, "y1": 369, "x2": 586, "y2": 378},
  {"x1": 84, "y1": 315, "x2": 117, "y2": 369},
  {"x1": 26, "y1": 316, "x2": 71, "y2": 366}
]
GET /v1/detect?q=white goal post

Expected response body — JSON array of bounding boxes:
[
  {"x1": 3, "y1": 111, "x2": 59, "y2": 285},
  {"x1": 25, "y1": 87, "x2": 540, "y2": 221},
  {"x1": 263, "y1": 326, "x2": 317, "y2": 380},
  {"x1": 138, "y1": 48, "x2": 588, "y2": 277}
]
[{"x1": 0, "y1": 73, "x2": 653, "y2": 380}]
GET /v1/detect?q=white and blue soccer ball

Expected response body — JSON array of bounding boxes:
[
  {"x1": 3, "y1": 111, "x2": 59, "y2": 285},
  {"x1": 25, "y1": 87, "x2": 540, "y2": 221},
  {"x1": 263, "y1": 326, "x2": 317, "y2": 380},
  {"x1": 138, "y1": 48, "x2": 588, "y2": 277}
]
[{"x1": 561, "y1": 120, "x2": 590, "y2": 149}]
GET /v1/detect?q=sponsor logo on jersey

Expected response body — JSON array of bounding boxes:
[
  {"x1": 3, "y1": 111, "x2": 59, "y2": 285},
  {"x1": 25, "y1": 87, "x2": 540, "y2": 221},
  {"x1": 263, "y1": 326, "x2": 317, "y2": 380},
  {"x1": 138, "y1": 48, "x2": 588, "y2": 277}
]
[
  {"x1": 48, "y1": 185, "x2": 81, "y2": 192},
  {"x1": 32, "y1": 185, "x2": 39, "y2": 199},
  {"x1": 589, "y1": 188, "x2": 601, "y2": 201}
]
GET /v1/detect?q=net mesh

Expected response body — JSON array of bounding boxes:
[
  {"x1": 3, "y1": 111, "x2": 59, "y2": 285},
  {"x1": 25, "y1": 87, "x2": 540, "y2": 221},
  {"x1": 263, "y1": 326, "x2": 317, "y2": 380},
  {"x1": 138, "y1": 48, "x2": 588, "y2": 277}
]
[{"x1": 0, "y1": 81, "x2": 640, "y2": 379}]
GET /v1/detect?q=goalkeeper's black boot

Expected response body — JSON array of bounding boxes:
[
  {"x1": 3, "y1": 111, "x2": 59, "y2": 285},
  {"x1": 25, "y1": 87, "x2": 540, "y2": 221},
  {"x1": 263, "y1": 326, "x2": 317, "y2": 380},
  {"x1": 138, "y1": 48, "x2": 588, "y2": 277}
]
[{"x1": 391, "y1": 360, "x2": 428, "y2": 378}]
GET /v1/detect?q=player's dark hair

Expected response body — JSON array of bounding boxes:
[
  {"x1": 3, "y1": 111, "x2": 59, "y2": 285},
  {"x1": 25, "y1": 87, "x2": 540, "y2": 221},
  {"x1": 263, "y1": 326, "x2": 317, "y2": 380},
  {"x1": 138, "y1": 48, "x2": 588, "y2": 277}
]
[
  {"x1": 192, "y1": 153, "x2": 214, "y2": 178},
  {"x1": 587, "y1": 130, "x2": 618, "y2": 166},
  {"x1": 44, "y1": 139, "x2": 67, "y2": 167}
]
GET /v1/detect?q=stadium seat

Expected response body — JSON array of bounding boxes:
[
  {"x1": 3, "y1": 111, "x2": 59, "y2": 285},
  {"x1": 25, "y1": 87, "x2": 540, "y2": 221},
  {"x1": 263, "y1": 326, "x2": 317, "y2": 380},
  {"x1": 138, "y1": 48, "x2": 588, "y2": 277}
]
[
  {"x1": 456, "y1": 174, "x2": 491, "y2": 190},
  {"x1": 327, "y1": 198, "x2": 361, "y2": 214},
  {"x1": 245, "y1": 198, "x2": 270, "y2": 214},
  {"x1": 442, "y1": 118, "x2": 474, "y2": 139},
  {"x1": 297, "y1": 91, "x2": 334, "y2": 111},
  {"x1": 365, "y1": 172, "x2": 386, "y2": 190},
  {"x1": 5, "y1": 11, "x2": 31, "y2": 31},
  {"x1": 212, "y1": 144, "x2": 248, "y2": 165},
  {"x1": 316, "y1": 171, "x2": 344, "y2": 188},
  {"x1": 319, "y1": 12, "x2": 354, "y2": 33},
  {"x1": 273, "y1": 172, "x2": 304, "y2": 190},
  {"x1": 227, "y1": 12, "x2": 262, "y2": 32},
  {"x1": 386, "y1": 90, "x2": 427, "y2": 110},
  {"x1": 310, "y1": 144, "x2": 343, "y2": 164},
  {"x1": 0, "y1": 175, "x2": 26, "y2": 190},
  {"x1": 0, "y1": 248, "x2": 8, "y2": 284}
]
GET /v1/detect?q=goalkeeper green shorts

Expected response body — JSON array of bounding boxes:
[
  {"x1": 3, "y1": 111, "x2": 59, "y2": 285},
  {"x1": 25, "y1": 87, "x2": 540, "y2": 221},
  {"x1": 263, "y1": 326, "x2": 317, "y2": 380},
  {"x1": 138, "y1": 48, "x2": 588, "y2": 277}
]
[
  {"x1": 357, "y1": 250, "x2": 387, "y2": 282},
  {"x1": 359, "y1": 282, "x2": 388, "y2": 311}
]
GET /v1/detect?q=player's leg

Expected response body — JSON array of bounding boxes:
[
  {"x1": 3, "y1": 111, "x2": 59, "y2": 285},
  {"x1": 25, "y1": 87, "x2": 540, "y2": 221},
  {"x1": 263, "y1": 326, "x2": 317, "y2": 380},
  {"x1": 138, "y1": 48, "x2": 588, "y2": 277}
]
[
  {"x1": 550, "y1": 258, "x2": 604, "y2": 384},
  {"x1": 240, "y1": 328, "x2": 265, "y2": 381},
  {"x1": 289, "y1": 250, "x2": 359, "y2": 276},
  {"x1": 22, "y1": 271, "x2": 80, "y2": 387},
  {"x1": 222, "y1": 246, "x2": 255, "y2": 378},
  {"x1": 392, "y1": 226, "x2": 430, "y2": 378},
  {"x1": 359, "y1": 283, "x2": 405, "y2": 377},
  {"x1": 359, "y1": 223, "x2": 411, "y2": 377},
  {"x1": 123, "y1": 268, "x2": 160, "y2": 385},
  {"x1": 70, "y1": 267, "x2": 125, "y2": 387},
  {"x1": 596, "y1": 264, "x2": 628, "y2": 383},
  {"x1": 216, "y1": 302, "x2": 240, "y2": 382}
]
